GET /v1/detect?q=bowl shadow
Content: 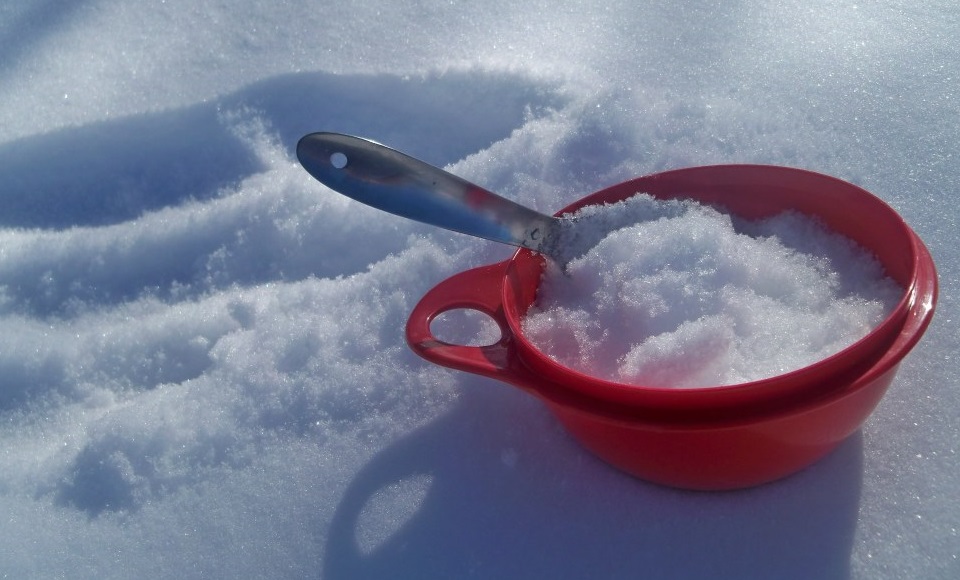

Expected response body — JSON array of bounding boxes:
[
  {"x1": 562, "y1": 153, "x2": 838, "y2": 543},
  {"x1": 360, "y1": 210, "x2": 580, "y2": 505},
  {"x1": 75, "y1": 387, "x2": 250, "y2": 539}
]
[{"x1": 323, "y1": 381, "x2": 864, "y2": 580}]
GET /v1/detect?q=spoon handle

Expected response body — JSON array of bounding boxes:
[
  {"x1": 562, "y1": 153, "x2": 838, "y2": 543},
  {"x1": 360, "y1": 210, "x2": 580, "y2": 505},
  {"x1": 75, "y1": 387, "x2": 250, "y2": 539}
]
[{"x1": 297, "y1": 132, "x2": 560, "y2": 254}]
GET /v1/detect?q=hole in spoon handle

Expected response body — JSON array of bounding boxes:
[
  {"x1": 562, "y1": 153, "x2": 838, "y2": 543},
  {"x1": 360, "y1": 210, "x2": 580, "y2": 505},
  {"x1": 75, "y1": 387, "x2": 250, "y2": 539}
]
[{"x1": 330, "y1": 152, "x2": 348, "y2": 169}]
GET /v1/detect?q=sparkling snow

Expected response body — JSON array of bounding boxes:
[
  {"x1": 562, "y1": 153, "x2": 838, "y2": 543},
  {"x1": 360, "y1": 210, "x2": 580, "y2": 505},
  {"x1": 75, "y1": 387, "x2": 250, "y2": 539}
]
[
  {"x1": 0, "y1": 1, "x2": 957, "y2": 578},
  {"x1": 522, "y1": 196, "x2": 901, "y2": 387}
]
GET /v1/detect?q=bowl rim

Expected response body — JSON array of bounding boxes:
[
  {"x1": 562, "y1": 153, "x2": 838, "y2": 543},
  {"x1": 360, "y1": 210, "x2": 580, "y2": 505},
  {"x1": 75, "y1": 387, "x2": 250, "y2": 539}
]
[{"x1": 499, "y1": 164, "x2": 935, "y2": 420}]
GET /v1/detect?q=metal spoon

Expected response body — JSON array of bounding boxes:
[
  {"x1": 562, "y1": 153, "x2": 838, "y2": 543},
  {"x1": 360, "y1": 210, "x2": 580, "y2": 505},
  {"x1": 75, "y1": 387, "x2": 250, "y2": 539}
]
[{"x1": 296, "y1": 132, "x2": 621, "y2": 266}]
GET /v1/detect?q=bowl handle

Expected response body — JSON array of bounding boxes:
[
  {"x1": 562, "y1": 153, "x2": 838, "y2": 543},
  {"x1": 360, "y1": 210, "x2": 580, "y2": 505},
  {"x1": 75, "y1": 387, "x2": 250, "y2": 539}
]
[{"x1": 406, "y1": 260, "x2": 540, "y2": 392}]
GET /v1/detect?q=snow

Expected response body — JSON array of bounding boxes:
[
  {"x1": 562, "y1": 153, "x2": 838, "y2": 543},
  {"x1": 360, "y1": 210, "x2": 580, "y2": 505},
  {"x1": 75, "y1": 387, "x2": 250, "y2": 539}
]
[
  {"x1": 522, "y1": 197, "x2": 901, "y2": 387},
  {"x1": 0, "y1": 1, "x2": 957, "y2": 578}
]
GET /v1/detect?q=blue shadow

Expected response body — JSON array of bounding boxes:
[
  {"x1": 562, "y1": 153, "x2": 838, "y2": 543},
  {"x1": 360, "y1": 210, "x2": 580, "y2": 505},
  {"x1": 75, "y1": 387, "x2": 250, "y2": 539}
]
[
  {"x1": 324, "y1": 381, "x2": 863, "y2": 579},
  {"x1": 0, "y1": 69, "x2": 565, "y2": 229}
]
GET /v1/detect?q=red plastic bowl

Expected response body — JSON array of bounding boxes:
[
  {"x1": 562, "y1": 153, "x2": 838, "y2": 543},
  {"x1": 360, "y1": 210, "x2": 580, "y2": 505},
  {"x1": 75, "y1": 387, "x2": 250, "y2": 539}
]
[{"x1": 406, "y1": 165, "x2": 937, "y2": 490}]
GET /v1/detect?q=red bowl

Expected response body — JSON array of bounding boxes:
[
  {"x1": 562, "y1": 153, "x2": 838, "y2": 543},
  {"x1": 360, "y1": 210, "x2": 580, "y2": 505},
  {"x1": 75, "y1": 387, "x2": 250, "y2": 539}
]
[{"x1": 406, "y1": 165, "x2": 937, "y2": 490}]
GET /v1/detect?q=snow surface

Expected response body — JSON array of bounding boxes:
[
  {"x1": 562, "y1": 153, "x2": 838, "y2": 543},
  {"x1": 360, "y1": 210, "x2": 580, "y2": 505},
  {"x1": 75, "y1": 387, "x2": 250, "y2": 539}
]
[{"x1": 0, "y1": 1, "x2": 957, "y2": 578}]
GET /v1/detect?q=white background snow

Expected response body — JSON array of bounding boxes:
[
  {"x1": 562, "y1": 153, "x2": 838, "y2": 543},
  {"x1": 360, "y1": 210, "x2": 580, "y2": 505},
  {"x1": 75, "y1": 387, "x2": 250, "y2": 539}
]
[{"x1": 0, "y1": 1, "x2": 957, "y2": 578}]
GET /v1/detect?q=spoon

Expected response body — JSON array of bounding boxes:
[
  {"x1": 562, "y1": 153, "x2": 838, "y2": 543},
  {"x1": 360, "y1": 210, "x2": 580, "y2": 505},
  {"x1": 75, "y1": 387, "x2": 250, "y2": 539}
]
[{"x1": 296, "y1": 132, "x2": 620, "y2": 267}]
